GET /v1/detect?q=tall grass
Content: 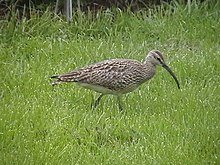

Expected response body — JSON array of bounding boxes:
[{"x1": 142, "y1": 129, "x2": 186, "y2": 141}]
[{"x1": 0, "y1": 1, "x2": 220, "y2": 164}]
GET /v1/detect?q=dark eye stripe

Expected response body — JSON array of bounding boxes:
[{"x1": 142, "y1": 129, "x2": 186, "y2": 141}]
[
  {"x1": 154, "y1": 50, "x2": 164, "y2": 61},
  {"x1": 156, "y1": 57, "x2": 163, "y2": 64}
]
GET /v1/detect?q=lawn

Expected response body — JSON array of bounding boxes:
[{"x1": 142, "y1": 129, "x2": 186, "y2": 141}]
[{"x1": 0, "y1": 1, "x2": 220, "y2": 164}]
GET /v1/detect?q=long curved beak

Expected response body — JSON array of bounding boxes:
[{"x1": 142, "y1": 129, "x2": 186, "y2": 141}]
[{"x1": 162, "y1": 64, "x2": 180, "y2": 89}]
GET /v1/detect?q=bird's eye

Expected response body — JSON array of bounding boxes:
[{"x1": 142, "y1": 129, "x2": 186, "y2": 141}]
[{"x1": 156, "y1": 57, "x2": 161, "y2": 61}]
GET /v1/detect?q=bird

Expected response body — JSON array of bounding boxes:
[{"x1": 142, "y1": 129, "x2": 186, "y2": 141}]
[{"x1": 51, "y1": 50, "x2": 180, "y2": 111}]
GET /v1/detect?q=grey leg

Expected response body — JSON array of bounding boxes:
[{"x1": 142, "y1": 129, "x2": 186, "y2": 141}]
[
  {"x1": 93, "y1": 94, "x2": 105, "y2": 109},
  {"x1": 117, "y1": 96, "x2": 123, "y2": 111}
]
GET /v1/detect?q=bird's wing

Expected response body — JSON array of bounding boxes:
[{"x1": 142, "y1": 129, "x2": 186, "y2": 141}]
[{"x1": 53, "y1": 59, "x2": 146, "y2": 91}]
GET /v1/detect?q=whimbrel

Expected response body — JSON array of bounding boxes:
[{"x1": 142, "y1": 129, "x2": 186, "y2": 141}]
[{"x1": 51, "y1": 50, "x2": 180, "y2": 110}]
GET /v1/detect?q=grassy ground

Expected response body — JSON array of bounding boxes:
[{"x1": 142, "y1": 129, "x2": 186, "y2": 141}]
[{"x1": 1, "y1": 1, "x2": 220, "y2": 164}]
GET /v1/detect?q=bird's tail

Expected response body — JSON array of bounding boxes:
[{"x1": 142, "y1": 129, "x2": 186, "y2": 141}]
[
  {"x1": 50, "y1": 73, "x2": 79, "y2": 86},
  {"x1": 51, "y1": 75, "x2": 59, "y2": 79},
  {"x1": 50, "y1": 75, "x2": 62, "y2": 86}
]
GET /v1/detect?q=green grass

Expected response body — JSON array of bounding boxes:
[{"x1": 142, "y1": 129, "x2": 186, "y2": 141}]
[{"x1": 1, "y1": 1, "x2": 220, "y2": 164}]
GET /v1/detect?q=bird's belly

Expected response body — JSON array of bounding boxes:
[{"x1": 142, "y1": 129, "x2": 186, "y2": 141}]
[
  {"x1": 78, "y1": 82, "x2": 142, "y2": 95},
  {"x1": 117, "y1": 84, "x2": 140, "y2": 94},
  {"x1": 78, "y1": 83, "x2": 118, "y2": 95}
]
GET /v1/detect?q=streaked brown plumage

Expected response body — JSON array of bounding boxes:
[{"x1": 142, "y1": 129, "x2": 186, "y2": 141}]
[{"x1": 51, "y1": 50, "x2": 180, "y2": 110}]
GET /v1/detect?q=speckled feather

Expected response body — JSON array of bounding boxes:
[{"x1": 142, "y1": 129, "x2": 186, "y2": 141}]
[{"x1": 52, "y1": 59, "x2": 156, "y2": 94}]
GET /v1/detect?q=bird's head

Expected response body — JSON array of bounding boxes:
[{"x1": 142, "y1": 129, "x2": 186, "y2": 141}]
[
  {"x1": 145, "y1": 50, "x2": 180, "y2": 89},
  {"x1": 145, "y1": 50, "x2": 166, "y2": 66}
]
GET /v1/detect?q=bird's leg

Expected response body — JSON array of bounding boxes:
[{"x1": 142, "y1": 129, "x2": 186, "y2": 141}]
[
  {"x1": 92, "y1": 94, "x2": 105, "y2": 109},
  {"x1": 117, "y1": 96, "x2": 123, "y2": 111}
]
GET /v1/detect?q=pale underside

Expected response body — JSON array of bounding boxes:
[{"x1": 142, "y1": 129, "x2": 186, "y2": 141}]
[{"x1": 78, "y1": 81, "x2": 146, "y2": 95}]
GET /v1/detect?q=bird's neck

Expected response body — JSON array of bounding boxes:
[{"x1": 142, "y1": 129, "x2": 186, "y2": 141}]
[
  {"x1": 143, "y1": 61, "x2": 157, "y2": 80},
  {"x1": 143, "y1": 60, "x2": 156, "y2": 67}
]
